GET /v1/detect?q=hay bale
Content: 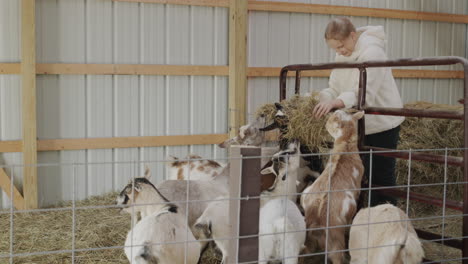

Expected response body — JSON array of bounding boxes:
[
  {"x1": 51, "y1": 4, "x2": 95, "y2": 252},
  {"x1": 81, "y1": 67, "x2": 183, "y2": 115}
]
[{"x1": 397, "y1": 102, "x2": 463, "y2": 200}]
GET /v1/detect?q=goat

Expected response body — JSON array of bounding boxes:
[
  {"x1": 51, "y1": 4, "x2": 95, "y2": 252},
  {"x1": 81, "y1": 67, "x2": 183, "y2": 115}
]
[
  {"x1": 261, "y1": 103, "x2": 323, "y2": 190},
  {"x1": 124, "y1": 202, "x2": 201, "y2": 264},
  {"x1": 192, "y1": 197, "x2": 230, "y2": 264},
  {"x1": 349, "y1": 204, "x2": 424, "y2": 264},
  {"x1": 260, "y1": 140, "x2": 302, "y2": 205},
  {"x1": 166, "y1": 154, "x2": 225, "y2": 181},
  {"x1": 259, "y1": 197, "x2": 306, "y2": 264},
  {"x1": 300, "y1": 110, "x2": 365, "y2": 264},
  {"x1": 218, "y1": 114, "x2": 268, "y2": 148}
]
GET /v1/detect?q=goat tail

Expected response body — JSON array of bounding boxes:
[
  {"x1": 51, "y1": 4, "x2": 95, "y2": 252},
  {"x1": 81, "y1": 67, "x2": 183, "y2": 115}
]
[
  {"x1": 266, "y1": 261, "x2": 282, "y2": 264},
  {"x1": 398, "y1": 233, "x2": 425, "y2": 264}
]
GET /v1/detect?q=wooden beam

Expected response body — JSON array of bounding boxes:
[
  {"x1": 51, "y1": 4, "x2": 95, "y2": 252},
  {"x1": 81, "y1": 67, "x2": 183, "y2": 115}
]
[
  {"x1": 112, "y1": 0, "x2": 228, "y2": 7},
  {"x1": 37, "y1": 134, "x2": 228, "y2": 151},
  {"x1": 36, "y1": 64, "x2": 229, "y2": 76},
  {"x1": 228, "y1": 0, "x2": 248, "y2": 138},
  {"x1": 21, "y1": 0, "x2": 38, "y2": 209},
  {"x1": 0, "y1": 63, "x2": 21, "y2": 74},
  {"x1": 112, "y1": 0, "x2": 468, "y2": 24},
  {"x1": 248, "y1": 67, "x2": 330, "y2": 78},
  {"x1": 10, "y1": 64, "x2": 458, "y2": 79},
  {"x1": 393, "y1": 69, "x2": 464, "y2": 79},
  {"x1": 248, "y1": 67, "x2": 465, "y2": 79},
  {"x1": 0, "y1": 134, "x2": 228, "y2": 153},
  {"x1": 0, "y1": 168, "x2": 25, "y2": 210},
  {"x1": 0, "y1": 141, "x2": 22, "y2": 152},
  {"x1": 248, "y1": 1, "x2": 468, "y2": 24}
]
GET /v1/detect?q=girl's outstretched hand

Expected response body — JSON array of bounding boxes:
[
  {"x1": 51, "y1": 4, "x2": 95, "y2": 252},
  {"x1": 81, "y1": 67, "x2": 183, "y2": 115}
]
[{"x1": 313, "y1": 102, "x2": 334, "y2": 118}]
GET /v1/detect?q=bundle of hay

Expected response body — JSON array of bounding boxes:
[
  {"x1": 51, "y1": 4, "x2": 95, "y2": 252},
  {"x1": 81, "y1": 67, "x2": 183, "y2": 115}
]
[
  {"x1": 397, "y1": 102, "x2": 463, "y2": 200},
  {"x1": 255, "y1": 94, "x2": 332, "y2": 153},
  {"x1": 256, "y1": 97, "x2": 464, "y2": 200}
]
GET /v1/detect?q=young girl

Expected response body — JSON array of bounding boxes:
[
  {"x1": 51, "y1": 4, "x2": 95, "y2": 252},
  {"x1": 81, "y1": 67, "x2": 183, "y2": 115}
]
[{"x1": 312, "y1": 17, "x2": 405, "y2": 206}]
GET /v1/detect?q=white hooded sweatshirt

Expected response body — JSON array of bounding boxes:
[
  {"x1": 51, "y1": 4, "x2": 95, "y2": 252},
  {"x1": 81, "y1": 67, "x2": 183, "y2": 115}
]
[{"x1": 319, "y1": 25, "x2": 405, "y2": 135}]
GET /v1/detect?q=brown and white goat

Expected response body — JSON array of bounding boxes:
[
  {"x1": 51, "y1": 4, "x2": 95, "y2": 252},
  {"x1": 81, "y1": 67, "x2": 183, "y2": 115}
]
[
  {"x1": 167, "y1": 154, "x2": 225, "y2": 181},
  {"x1": 349, "y1": 204, "x2": 424, "y2": 264},
  {"x1": 300, "y1": 110, "x2": 365, "y2": 264}
]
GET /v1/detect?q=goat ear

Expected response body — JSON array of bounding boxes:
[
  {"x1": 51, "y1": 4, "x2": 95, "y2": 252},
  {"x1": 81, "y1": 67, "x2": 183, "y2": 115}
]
[
  {"x1": 134, "y1": 184, "x2": 142, "y2": 193},
  {"x1": 260, "y1": 166, "x2": 275, "y2": 175},
  {"x1": 352, "y1": 111, "x2": 365, "y2": 120},
  {"x1": 239, "y1": 126, "x2": 247, "y2": 139},
  {"x1": 144, "y1": 166, "x2": 151, "y2": 179},
  {"x1": 274, "y1": 102, "x2": 283, "y2": 110}
]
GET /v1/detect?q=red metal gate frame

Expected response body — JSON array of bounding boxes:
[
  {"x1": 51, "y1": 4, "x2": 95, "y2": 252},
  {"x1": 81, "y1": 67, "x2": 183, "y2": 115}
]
[{"x1": 279, "y1": 56, "x2": 468, "y2": 263}]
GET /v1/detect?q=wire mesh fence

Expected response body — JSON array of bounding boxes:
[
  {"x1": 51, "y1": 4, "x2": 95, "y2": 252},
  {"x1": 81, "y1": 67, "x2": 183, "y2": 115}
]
[{"x1": 0, "y1": 146, "x2": 466, "y2": 264}]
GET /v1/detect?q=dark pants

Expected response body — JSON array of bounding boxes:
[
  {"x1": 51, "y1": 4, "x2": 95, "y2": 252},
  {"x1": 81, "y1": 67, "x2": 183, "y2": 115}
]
[{"x1": 361, "y1": 125, "x2": 401, "y2": 206}]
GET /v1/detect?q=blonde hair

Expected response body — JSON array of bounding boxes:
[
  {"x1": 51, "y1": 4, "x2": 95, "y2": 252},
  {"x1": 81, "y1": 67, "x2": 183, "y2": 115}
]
[{"x1": 324, "y1": 17, "x2": 356, "y2": 40}]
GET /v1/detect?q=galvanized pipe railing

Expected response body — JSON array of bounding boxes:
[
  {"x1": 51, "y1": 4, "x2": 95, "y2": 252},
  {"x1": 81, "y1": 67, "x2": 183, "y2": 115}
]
[{"x1": 279, "y1": 56, "x2": 468, "y2": 264}]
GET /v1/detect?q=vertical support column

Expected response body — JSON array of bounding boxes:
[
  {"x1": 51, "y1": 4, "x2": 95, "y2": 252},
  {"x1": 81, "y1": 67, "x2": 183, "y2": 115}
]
[
  {"x1": 228, "y1": 146, "x2": 261, "y2": 264},
  {"x1": 357, "y1": 68, "x2": 367, "y2": 149},
  {"x1": 21, "y1": 0, "x2": 38, "y2": 209},
  {"x1": 228, "y1": 146, "x2": 242, "y2": 264},
  {"x1": 228, "y1": 0, "x2": 247, "y2": 138},
  {"x1": 238, "y1": 147, "x2": 260, "y2": 262}
]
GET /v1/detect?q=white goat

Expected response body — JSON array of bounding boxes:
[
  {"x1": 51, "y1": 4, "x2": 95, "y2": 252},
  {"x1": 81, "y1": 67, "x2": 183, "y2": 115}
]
[
  {"x1": 259, "y1": 198, "x2": 306, "y2": 264},
  {"x1": 349, "y1": 204, "x2": 424, "y2": 264},
  {"x1": 124, "y1": 203, "x2": 201, "y2": 264},
  {"x1": 192, "y1": 197, "x2": 230, "y2": 264}
]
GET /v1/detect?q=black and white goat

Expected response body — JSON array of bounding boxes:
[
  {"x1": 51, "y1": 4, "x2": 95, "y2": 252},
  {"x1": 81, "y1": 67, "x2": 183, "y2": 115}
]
[{"x1": 121, "y1": 180, "x2": 201, "y2": 263}]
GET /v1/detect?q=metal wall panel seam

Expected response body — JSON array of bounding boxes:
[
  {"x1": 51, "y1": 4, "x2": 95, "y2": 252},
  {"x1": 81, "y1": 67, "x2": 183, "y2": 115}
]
[
  {"x1": 189, "y1": 5, "x2": 194, "y2": 155},
  {"x1": 213, "y1": 7, "x2": 219, "y2": 157},
  {"x1": 139, "y1": 2, "x2": 145, "y2": 165}
]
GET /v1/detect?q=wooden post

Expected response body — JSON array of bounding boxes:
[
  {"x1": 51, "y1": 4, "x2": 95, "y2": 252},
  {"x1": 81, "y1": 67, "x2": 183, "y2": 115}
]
[
  {"x1": 21, "y1": 0, "x2": 38, "y2": 209},
  {"x1": 228, "y1": 0, "x2": 248, "y2": 138},
  {"x1": 228, "y1": 146, "x2": 261, "y2": 264},
  {"x1": 228, "y1": 146, "x2": 242, "y2": 264}
]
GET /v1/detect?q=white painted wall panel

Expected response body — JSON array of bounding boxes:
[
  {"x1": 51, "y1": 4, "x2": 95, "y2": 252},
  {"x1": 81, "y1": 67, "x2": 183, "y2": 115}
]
[
  {"x1": 0, "y1": 0, "x2": 20, "y2": 62},
  {"x1": 0, "y1": 75, "x2": 22, "y2": 209},
  {"x1": 86, "y1": 0, "x2": 113, "y2": 64}
]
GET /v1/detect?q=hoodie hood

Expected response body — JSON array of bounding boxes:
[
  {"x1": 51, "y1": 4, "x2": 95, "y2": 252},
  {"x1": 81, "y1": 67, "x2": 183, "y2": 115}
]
[{"x1": 335, "y1": 25, "x2": 386, "y2": 62}]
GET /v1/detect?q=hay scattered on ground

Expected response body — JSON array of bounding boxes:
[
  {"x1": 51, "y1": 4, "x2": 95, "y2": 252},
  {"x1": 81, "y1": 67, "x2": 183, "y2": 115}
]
[{"x1": 0, "y1": 193, "x2": 129, "y2": 264}]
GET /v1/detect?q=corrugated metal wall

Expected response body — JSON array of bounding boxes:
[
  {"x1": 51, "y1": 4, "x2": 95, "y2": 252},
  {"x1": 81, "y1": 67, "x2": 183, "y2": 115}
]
[
  {"x1": 0, "y1": 0, "x2": 467, "y2": 208},
  {"x1": 248, "y1": 0, "x2": 468, "y2": 115}
]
